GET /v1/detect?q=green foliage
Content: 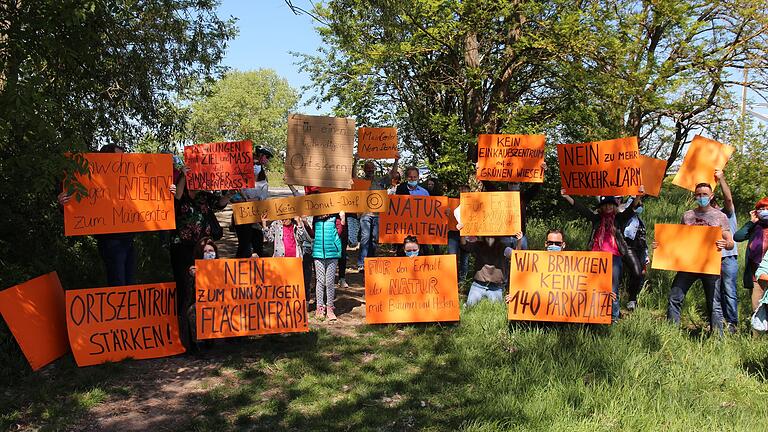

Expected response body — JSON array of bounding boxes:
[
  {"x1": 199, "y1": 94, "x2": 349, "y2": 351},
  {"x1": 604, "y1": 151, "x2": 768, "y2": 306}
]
[{"x1": 187, "y1": 69, "x2": 300, "y2": 154}]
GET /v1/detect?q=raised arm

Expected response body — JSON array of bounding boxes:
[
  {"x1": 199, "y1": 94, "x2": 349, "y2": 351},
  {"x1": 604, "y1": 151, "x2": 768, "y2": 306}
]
[{"x1": 715, "y1": 169, "x2": 735, "y2": 217}]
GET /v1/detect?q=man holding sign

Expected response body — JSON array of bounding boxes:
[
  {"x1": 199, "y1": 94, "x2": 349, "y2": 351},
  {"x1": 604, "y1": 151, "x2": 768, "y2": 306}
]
[{"x1": 658, "y1": 182, "x2": 734, "y2": 335}]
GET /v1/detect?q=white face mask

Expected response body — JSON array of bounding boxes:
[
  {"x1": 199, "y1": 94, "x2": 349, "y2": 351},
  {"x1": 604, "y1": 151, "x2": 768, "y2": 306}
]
[
  {"x1": 254, "y1": 165, "x2": 262, "y2": 176},
  {"x1": 203, "y1": 251, "x2": 216, "y2": 260}
]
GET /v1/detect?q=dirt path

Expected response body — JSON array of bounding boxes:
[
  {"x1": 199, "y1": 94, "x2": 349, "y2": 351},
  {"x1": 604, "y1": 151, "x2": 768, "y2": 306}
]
[{"x1": 74, "y1": 190, "x2": 372, "y2": 431}]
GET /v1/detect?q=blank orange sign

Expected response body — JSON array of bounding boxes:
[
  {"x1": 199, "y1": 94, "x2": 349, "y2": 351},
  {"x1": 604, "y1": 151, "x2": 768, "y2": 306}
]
[
  {"x1": 65, "y1": 282, "x2": 185, "y2": 367},
  {"x1": 195, "y1": 258, "x2": 308, "y2": 339},
  {"x1": 672, "y1": 135, "x2": 734, "y2": 192},
  {"x1": 364, "y1": 255, "x2": 460, "y2": 324},
  {"x1": 379, "y1": 195, "x2": 449, "y2": 245},
  {"x1": 476, "y1": 134, "x2": 545, "y2": 182},
  {"x1": 64, "y1": 153, "x2": 175, "y2": 236},
  {"x1": 507, "y1": 251, "x2": 613, "y2": 324},
  {"x1": 459, "y1": 192, "x2": 521, "y2": 236},
  {"x1": 0, "y1": 272, "x2": 69, "y2": 371},
  {"x1": 638, "y1": 155, "x2": 667, "y2": 197},
  {"x1": 558, "y1": 136, "x2": 641, "y2": 196},
  {"x1": 358, "y1": 127, "x2": 398, "y2": 159},
  {"x1": 651, "y1": 224, "x2": 722, "y2": 275},
  {"x1": 183, "y1": 140, "x2": 255, "y2": 190}
]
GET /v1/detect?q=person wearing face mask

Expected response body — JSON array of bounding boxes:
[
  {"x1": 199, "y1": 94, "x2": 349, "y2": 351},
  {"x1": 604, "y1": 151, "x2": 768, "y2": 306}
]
[
  {"x1": 710, "y1": 169, "x2": 739, "y2": 333},
  {"x1": 395, "y1": 166, "x2": 430, "y2": 196},
  {"x1": 356, "y1": 158, "x2": 399, "y2": 273},
  {"x1": 230, "y1": 147, "x2": 272, "y2": 258},
  {"x1": 505, "y1": 229, "x2": 567, "y2": 304},
  {"x1": 655, "y1": 182, "x2": 734, "y2": 335},
  {"x1": 561, "y1": 189, "x2": 643, "y2": 322},
  {"x1": 183, "y1": 237, "x2": 219, "y2": 351},
  {"x1": 620, "y1": 196, "x2": 649, "y2": 311},
  {"x1": 403, "y1": 235, "x2": 420, "y2": 257},
  {"x1": 734, "y1": 197, "x2": 768, "y2": 312}
]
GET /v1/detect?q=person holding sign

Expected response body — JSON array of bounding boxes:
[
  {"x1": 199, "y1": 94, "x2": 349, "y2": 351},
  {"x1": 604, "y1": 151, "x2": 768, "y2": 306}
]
[
  {"x1": 734, "y1": 197, "x2": 768, "y2": 311},
  {"x1": 561, "y1": 190, "x2": 643, "y2": 322},
  {"x1": 505, "y1": 229, "x2": 567, "y2": 303},
  {"x1": 230, "y1": 146, "x2": 272, "y2": 258},
  {"x1": 183, "y1": 237, "x2": 219, "y2": 350},
  {"x1": 401, "y1": 235, "x2": 420, "y2": 257},
  {"x1": 710, "y1": 169, "x2": 739, "y2": 333},
  {"x1": 395, "y1": 166, "x2": 429, "y2": 196},
  {"x1": 658, "y1": 182, "x2": 734, "y2": 335},
  {"x1": 460, "y1": 233, "x2": 515, "y2": 307},
  {"x1": 57, "y1": 144, "x2": 176, "y2": 287},
  {"x1": 313, "y1": 211, "x2": 345, "y2": 321},
  {"x1": 357, "y1": 159, "x2": 399, "y2": 272}
]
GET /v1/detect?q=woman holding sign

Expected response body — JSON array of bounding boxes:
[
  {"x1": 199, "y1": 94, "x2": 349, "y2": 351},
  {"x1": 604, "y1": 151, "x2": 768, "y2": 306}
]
[
  {"x1": 734, "y1": 197, "x2": 768, "y2": 311},
  {"x1": 231, "y1": 147, "x2": 272, "y2": 258},
  {"x1": 183, "y1": 237, "x2": 219, "y2": 350},
  {"x1": 561, "y1": 190, "x2": 642, "y2": 322}
]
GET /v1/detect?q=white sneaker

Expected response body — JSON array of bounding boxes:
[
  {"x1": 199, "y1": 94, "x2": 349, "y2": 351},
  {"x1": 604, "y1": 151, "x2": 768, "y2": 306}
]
[
  {"x1": 339, "y1": 278, "x2": 349, "y2": 289},
  {"x1": 627, "y1": 300, "x2": 637, "y2": 311}
]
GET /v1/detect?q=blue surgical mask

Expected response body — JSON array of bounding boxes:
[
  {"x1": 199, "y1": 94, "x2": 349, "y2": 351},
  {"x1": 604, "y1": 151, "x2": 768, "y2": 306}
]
[
  {"x1": 546, "y1": 245, "x2": 562, "y2": 252},
  {"x1": 635, "y1": 206, "x2": 644, "y2": 215},
  {"x1": 758, "y1": 210, "x2": 768, "y2": 220},
  {"x1": 696, "y1": 196, "x2": 711, "y2": 207},
  {"x1": 405, "y1": 250, "x2": 419, "y2": 257},
  {"x1": 203, "y1": 251, "x2": 216, "y2": 260},
  {"x1": 254, "y1": 164, "x2": 262, "y2": 176},
  {"x1": 407, "y1": 180, "x2": 418, "y2": 188}
]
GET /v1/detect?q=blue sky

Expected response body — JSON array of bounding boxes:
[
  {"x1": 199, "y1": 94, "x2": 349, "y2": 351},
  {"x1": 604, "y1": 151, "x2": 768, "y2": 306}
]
[{"x1": 217, "y1": 0, "x2": 331, "y2": 114}]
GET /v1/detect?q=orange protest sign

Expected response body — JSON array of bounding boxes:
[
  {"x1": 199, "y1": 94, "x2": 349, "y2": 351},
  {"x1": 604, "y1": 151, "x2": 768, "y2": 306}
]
[
  {"x1": 379, "y1": 195, "x2": 449, "y2": 245},
  {"x1": 558, "y1": 136, "x2": 641, "y2": 196},
  {"x1": 364, "y1": 255, "x2": 460, "y2": 324},
  {"x1": 64, "y1": 153, "x2": 175, "y2": 236},
  {"x1": 447, "y1": 198, "x2": 460, "y2": 231},
  {"x1": 0, "y1": 272, "x2": 69, "y2": 371},
  {"x1": 195, "y1": 258, "x2": 308, "y2": 339},
  {"x1": 358, "y1": 127, "x2": 398, "y2": 159},
  {"x1": 183, "y1": 140, "x2": 255, "y2": 190},
  {"x1": 285, "y1": 114, "x2": 355, "y2": 188},
  {"x1": 672, "y1": 135, "x2": 734, "y2": 192},
  {"x1": 651, "y1": 224, "x2": 723, "y2": 275},
  {"x1": 232, "y1": 190, "x2": 388, "y2": 223},
  {"x1": 638, "y1": 155, "x2": 667, "y2": 197},
  {"x1": 507, "y1": 251, "x2": 613, "y2": 324},
  {"x1": 65, "y1": 283, "x2": 184, "y2": 367},
  {"x1": 459, "y1": 192, "x2": 521, "y2": 236},
  {"x1": 317, "y1": 178, "x2": 372, "y2": 193},
  {"x1": 476, "y1": 134, "x2": 545, "y2": 182}
]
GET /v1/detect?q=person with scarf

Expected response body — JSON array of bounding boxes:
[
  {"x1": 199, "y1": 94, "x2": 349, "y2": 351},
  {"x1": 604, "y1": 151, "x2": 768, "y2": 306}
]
[
  {"x1": 734, "y1": 197, "x2": 768, "y2": 311},
  {"x1": 561, "y1": 189, "x2": 642, "y2": 322}
]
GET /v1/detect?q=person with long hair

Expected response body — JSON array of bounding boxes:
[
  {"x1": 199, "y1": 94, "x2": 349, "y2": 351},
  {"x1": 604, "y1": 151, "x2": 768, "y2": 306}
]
[
  {"x1": 734, "y1": 196, "x2": 768, "y2": 311},
  {"x1": 561, "y1": 190, "x2": 642, "y2": 322},
  {"x1": 184, "y1": 237, "x2": 218, "y2": 351}
]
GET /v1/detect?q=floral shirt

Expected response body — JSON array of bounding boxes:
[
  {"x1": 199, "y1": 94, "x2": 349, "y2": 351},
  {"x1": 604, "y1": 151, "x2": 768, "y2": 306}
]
[{"x1": 171, "y1": 192, "x2": 224, "y2": 245}]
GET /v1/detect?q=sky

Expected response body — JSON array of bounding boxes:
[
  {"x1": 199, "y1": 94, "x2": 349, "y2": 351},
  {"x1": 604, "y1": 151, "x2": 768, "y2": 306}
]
[{"x1": 216, "y1": 0, "x2": 331, "y2": 115}]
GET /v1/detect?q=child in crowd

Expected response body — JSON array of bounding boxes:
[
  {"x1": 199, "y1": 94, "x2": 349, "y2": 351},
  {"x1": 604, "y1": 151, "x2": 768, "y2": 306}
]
[
  {"x1": 260, "y1": 214, "x2": 312, "y2": 258},
  {"x1": 403, "y1": 235, "x2": 420, "y2": 257},
  {"x1": 312, "y1": 210, "x2": 345, "y2": 321}
]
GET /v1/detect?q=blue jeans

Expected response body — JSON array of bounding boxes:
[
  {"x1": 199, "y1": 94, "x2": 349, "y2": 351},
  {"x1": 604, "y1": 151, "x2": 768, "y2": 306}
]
[
  {"x1": 720, "y1": 256, "x2": 739, "y2": 329},
  {"x1": 611, "y1": 255, "x2": 622, "y2": 321},
  {"x1": 667, "y1": 271, "x2": 724, "y2": 334},
  {"x1": 447, "y1": 231, "x2": 470, "y2": 281},
  {"x1": 466, "y1": 281, "x2": 505, "y2": 307},
  {"x1": 347, "y1": 214, "x2": 360, "y2": 246},
  {"x1": 358, "y1": 214, "x2": 379, "y2": 267},
  {"x1": 97, "y1": 236, "x2": 136, "y2": 287}
]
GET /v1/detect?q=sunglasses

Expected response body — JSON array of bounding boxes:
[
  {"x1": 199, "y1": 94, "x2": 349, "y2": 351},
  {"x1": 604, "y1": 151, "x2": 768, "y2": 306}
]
[{"x1": 545, "y1": 241, "x2": 563, "y2": 246}]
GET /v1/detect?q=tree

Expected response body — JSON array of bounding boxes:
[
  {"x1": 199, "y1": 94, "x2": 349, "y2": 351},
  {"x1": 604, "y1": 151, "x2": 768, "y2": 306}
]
[
  {"x1": 186, "y1": 69, "x2": 300, "y2": 156},
  {"x1": 291, "y1": 0, "x2": 768, "y2": 188}
]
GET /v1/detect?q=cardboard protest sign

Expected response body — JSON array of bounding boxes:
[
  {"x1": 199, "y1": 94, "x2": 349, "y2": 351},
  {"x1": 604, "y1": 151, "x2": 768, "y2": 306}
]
[
  {"x1": 459, "y1": 192, "x2": 521, "y2": 236},
  {"x1": 507, "y1": 251, "x2": 613, "y2": 324},
  {"x1": 476, "y1": 134, "x2": 546, "y2": 182},
  {"x1": 232, "y1": 190, "x2": 388, "y2": 224},
  {"x1": 358, "y1": 127, "x2": 398, "y2": 159},
  {"x1": 672, "y1": 135, "x2": 734, "y2": 192},
  {"x1": 638, "y1": 155, "x2": 667, "y2": 197},
  {"x1": 64, "y1": 153, "x2": 175, "y2": 236},
  {"x1": 285, "y1": 114, "x2": 356, "y2": 188},
  {"x1": 558, "y1": 136, "x2": 641, "y2": 196},
  {"x1": 379, "y1": 195, "x2": 449, "y2": 245},
  {"x1": 317, "y1": 178, "x2": 372, "y2": 193},
  {"x1": 651, "y1": 224, "x2": 722, "y2": 275},
  {"x1": 65, "y1": 283, "x2": 184, "y2": 367},
  {"x1": 364, "y1": 255, "x2": 460, "y2": 324},
  {"x1": 183, "y1": 140, "x2": 255, "y2": 190},
  {"x1": 195, "y1": 258, "x2": 308, "y2": 339},
  {"x1": 0, "y1": 272, "x2": 69, "y2": 371},
  {"x1": 447, "y1": 198, "x2": 460, "y2": 231}
]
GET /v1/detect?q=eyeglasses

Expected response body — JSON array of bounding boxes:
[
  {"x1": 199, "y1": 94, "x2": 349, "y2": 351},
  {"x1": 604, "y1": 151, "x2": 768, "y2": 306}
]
[{"x1": 545, "y1": 241, "x2": 563, "y2": 246}]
